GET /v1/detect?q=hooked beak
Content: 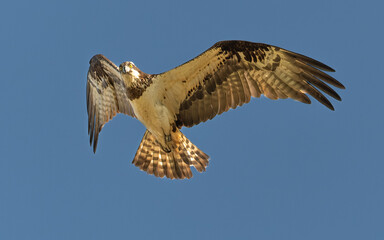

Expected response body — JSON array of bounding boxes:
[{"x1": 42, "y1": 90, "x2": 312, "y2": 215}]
[
  {"x1": 123, "y1": 65, "x2": 130, "y2": 74},
  {"x1": 119, "y1": 63, "x2": 131, "y2": 74}
]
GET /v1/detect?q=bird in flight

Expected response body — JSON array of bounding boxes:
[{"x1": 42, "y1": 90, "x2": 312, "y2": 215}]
[{"x1": 86, "y1": 40, "x2": 345, "y2": 179}]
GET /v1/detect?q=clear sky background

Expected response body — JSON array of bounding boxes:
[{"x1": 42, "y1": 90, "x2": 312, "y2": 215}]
[{"x1": 1, "y1": 0, "x2": 383, "y2": 239}]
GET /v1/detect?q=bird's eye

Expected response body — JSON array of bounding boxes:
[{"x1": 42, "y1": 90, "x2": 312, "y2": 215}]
[{"x1": 129, "y1": 63, "x2": 133, "y2": 68}]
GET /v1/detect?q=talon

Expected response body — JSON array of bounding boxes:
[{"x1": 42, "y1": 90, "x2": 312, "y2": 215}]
[
  {"x1": 165, "y1": 134, "x2": 172, "y2": 142},
  {"x1": 162, "y1": 145, "x2": 171, "y2": 153}
]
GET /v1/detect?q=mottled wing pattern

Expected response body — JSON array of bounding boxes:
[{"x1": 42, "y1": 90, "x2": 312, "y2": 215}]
[
  {"x1": 87, "y1": 54, "x2": 136, "y2": 152},
  {"x1": 155, "y1": 41, "x2": 345, "y2": 128}
]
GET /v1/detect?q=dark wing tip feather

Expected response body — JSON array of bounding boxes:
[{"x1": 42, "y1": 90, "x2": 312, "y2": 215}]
[
  {"x1": 282, "y1": 49, "x2": 335, "y2": 72},
  {"x1": 284, "y1": 51, "x2": 346, "y2": 91},
  {"x1": 336, "y1": 82, "x2": 346, "y2": 90},
  {"x1": 299, "y1": 72, "x2": 343, "y2": 101},
  {"x1": 313, "y1": 94, "x2": 335, "y2": 111},
  {"x1": 93, "y1": 133, "x2": 99, "y2": 153},
  {"x1": 322, "y1": 99, "x2": 335, "y2": 111}
]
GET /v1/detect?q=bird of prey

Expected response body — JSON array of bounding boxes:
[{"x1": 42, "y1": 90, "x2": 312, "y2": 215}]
[{"x1": 86, "y1": 40, "x2": 345, "y2": 179}]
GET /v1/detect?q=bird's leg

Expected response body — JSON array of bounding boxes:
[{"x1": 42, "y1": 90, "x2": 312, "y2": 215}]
[
  {"x1": 162, "y1": 126, "x2": 172, "y2": 143},
  {"x1": 161, "y1": 145, "x2": 171, "y2": 153},
  {"x1": 157, "y1": 125, "x2": 174, "y2": 153},
  {"x1": 160, "y1": 139, "x2": 171, "y2": 153},
  {"x1": 158, "y1": 124, "x2": 181, "y2": 153},
  {"x1": 154, "y1": 138, "x2": 171, "y2": 153},
  {"x1": 156, "y1": 129, "x2": 172, "y2": 153},
  {"x1": 160, "y1": 134, "x2": 172, "y2": 153}
]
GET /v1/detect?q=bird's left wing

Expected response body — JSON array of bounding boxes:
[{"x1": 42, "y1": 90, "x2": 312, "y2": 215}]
[
  {"x1": 154, "y1": 40, "x2": 345, "y2": 128},
  {"x1": 87, "y1": 54, "x2": 135, "y2": 152}
]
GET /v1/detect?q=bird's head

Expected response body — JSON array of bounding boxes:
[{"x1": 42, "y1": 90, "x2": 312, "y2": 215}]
[{"x1": 119, "y1": 61, "x2": 141, "y2": 84}]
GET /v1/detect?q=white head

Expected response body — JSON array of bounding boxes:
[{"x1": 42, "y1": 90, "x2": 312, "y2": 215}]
[{"x1": 119, "y1": 61, "x2": 141, "y2": 80}]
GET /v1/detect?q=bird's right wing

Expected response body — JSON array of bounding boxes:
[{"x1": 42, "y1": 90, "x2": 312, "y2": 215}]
[
  {"x1": 87, "y1": 54, "x2": 136, "y2": 152},
  {"x1": 154, "y1": 41, "x2": 345, "y2": 128}
]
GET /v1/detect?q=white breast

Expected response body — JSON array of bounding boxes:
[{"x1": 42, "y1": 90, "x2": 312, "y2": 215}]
[{"x1": 129, "y1": 81, "x2": 173, "y2": 139}]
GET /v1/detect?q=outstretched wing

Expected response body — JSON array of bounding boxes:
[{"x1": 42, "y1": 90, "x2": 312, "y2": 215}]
[
  {"x1": 87, "y1": 54, "x2": 135, "y2": 152},
  {"x1": 155, "y1": 40, "x2": 345, "y2": 128}
]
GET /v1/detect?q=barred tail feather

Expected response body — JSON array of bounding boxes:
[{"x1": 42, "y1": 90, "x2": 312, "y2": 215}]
[{"x1": 132, "y1": 130, "x2": 209, "y2": 179}]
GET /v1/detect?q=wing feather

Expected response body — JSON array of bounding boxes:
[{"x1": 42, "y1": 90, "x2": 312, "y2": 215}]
[
  {"x1": 87, "y1": 54, "x2": 135, "y2": 152},
  {"x1": 153, "y1": 40, "x2": 345, "y2": 128}
]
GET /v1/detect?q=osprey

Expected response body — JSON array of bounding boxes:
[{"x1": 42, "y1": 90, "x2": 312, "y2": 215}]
[{"x1": 86, "y1": 40, "x2": 345, "y2": 179}]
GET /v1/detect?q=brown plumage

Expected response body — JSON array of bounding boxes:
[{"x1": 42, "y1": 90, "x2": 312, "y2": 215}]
[
  {"x1": 86, "y1": 40, "x2": 345, "y2": 179},
  {"x1": 132, "y1": 130, "x2": 209, "y2": 179}
]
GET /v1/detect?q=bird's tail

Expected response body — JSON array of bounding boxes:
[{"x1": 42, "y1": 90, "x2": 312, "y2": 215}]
[{"x1": 132, "y1": 130, "x2": 209, "y2": 179}]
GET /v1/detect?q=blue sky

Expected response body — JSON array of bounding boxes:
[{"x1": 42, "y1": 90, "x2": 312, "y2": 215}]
[{"x1": 1, "y1": 0, "x2": 383, "y2": 239}]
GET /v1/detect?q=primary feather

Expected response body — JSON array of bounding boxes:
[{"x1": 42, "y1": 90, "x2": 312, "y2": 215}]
[{"x1": 86, "y1": 40, "x2": 345, "y2": 179}]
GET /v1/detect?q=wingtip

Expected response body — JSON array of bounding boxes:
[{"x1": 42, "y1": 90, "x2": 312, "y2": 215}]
[
  {"x1": 282, "y1": 49, "x2": 337, "y2": 72},
  {"x1": 317, "y1": 63, "x2": 335, "y2": 72},
  {"x1": 338, "y1": 83, "x2": 346, "y2": 90},
  {"x1": 93, "y1": 143, "x2": 97, "y2": 154},
  {"x1": 327, "y1": 104, "x2": 335, "y2": 111},
  {"x1": 89, "y1": 54, "x2": 106, "y2": 65}
]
